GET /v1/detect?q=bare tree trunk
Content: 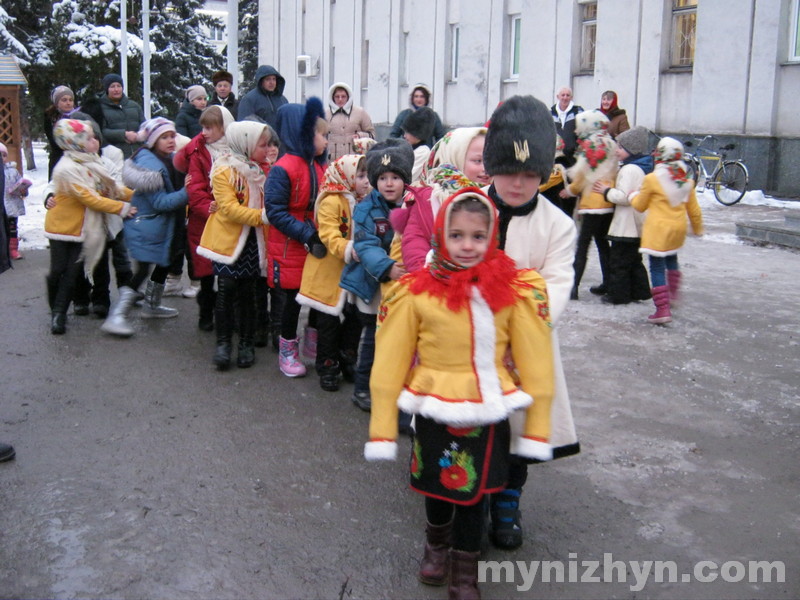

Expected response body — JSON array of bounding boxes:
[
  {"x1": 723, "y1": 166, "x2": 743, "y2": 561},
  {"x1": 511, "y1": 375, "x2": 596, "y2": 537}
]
[{"x1": 19, "y1": 87, "x2": 35, "y2": 171}]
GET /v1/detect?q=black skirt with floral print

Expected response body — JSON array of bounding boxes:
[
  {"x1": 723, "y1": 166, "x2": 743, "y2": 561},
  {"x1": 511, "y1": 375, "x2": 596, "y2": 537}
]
[{"x1": 410, "y1": 416, "x2": 511, "y2": 506}]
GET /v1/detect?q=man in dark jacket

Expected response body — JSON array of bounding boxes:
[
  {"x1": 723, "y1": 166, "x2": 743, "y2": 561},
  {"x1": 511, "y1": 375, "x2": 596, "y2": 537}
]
[
  {"x1": 236, "y1": 65, "x2": 288, "y2": 128},
  {"x1": 550, "y1": 86, "x2": 583, "y2": 167},
  {"x1": 209, "y1": 70, "x2": 238, "y2": 119}
]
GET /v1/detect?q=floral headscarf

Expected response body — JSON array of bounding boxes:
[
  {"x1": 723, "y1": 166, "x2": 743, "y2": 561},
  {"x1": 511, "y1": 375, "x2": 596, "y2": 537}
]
[
  {"x1": 420, "y1": 127, "x2": 488, "y2": 218},
  {"x1": 211, "y1": 121, "x2": 268, "y2": 209},
  {"x1": 408, "y1": 187, "x2": 526, "y2": 313},
  {"x1": 653, "y1": 137, "x2": 691, "y2": 206},
  {"x1": 574, "y1": 109, "x2": 610, "y2": 141},
  {"x1": 315, "y1": 154, "x2": 365, "y2": 218}
]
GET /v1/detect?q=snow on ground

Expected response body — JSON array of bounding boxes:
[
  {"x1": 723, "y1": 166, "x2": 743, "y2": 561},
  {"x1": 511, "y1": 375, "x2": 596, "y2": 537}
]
[{"x1": 15, "y1": 142, "x2": 799, "y2": 251}]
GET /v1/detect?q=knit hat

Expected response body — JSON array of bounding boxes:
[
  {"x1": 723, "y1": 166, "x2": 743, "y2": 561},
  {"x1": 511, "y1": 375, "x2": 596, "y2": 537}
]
[
  {"x1": 483, "y1": 95, "x2": 556, "y2": 179},
  {"x1": 186, "y1": 85, "x2": 207, "y2": 103},
  {"x1": 575, "y1": 109, "x2": 610, "y2": 140},
  {"x1": 365, "y1": 138, "x2": 414, "y2": 187},
  {"x1": 211, "y1": 70, "x2": 234, "y2": 86},
  {"x1": 137, "y1": 117, "x2": 176, "y2": 149},
  {"x1": 54, "y1": 119, "x2": 96, "y2": 152},
  {"x1": 51, "y1": 85, "x2": 74, "y2": 106},
  {"x1": 402, "y1": 106, "x2": 436, "y2": 142},
  {"x1": 616, "y1": 126, "x2": 649, "y2": 156},
  {"x1": 101, "y1": 74, "x2": 124, "y2": 93}
]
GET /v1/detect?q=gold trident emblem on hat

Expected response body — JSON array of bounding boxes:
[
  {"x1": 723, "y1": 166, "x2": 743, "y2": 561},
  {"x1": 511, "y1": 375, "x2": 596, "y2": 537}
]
[
  {"x1": 381, "y1": 154, "x2": 391, "y2": 165},
  {"x1": 514, "y1": 140, "x2": 530, "y2": 163}
]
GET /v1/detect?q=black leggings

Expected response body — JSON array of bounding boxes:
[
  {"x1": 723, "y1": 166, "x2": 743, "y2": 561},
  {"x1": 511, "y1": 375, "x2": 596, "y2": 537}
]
[
  {"x1": 130, "y1": 262, "x2": 169, "y2": 291},
  {"x1": 425, "y1": 497, "x2": 485, "y2": 552}
]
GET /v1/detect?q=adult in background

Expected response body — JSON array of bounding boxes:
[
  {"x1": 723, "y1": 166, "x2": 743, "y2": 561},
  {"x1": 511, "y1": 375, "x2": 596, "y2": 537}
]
[
  {"x1": 599, "y1": 90, "x2": 630, "y2": 139},
  {"x1": 175, "y1": 85, "x2": 208, "y2": 139},
  {"x1": 99, "y1": 74, "x2": 145, "y2": 159},
  {"x1": 44, "y1": 86, "x2": 80, "y2": 178},
  {"x1": 550, "y1": 86, "x2": 583, "y2": 167},
  {"x1": 389, "y1": 84, "x2": 446, "y2": 148},
  {"x1": 325, "y1": 82, "x2": 375, "y2": 161},
  {"x1": 236, "y1": 65, "x2": 288, "y2": 128},
  {"x1": 209, "y1": 70, "x2": 238, "y2": 119}
]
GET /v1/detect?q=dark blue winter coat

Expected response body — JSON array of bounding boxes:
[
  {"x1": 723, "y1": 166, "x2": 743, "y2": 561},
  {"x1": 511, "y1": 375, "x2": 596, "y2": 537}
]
[
  {"x1": 340, "y1": 189, "x2": 398, "y2": 304},
  {"x1": 122, "y1": 148, "x2": 188, "y2": 266},
  {"x1": 236, "y1": 65, "x2": 288, "y2": 128},
  {"x1": 175, "y1": 100, "x2": 203, "y2": 139}
]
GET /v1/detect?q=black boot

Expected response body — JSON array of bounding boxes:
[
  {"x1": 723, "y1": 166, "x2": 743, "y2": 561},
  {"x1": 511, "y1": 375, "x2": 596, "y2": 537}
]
[
  {"x1": 51, "y1": 312, "x2": 66, "y2": 335},
  {"x1": 214, "y1": 277, "x2": 235, "y2": 370},
  {"x1": 236, "y1": 278, "x2": 256, "y2": 368},
  {"x1": 317, "y1": 359, "x2": 341, "y2": 392},
  {"x1": 269, "y1": 287, "x2": 285, "y2": 352},
  {"x1": 490, "y1": 488, "x2": 523, "y2": 549},
  {"x1": 197, "y1": 282, "x2": 216, "y2": 332}
]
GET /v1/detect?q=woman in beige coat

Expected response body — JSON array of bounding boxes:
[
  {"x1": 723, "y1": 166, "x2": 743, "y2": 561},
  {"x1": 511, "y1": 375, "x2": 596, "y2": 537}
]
[{"x1": 325, "y1": 82, "x2": 375, "y2": 161}]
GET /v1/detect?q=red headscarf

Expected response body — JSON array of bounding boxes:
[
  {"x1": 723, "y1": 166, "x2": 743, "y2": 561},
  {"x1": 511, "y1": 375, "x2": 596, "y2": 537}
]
[
  {"x1": 600, "y1": 91, "x2": 619, "y2": 116},
  {"x1": 408, "y1": 187, "x2": 528, "y2": 312}
]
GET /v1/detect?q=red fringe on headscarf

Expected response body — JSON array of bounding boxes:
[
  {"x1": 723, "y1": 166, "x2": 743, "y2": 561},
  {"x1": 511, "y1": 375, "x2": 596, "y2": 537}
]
[{"x1": 408, "y1": 251, "x2": 531, "y2": 313}]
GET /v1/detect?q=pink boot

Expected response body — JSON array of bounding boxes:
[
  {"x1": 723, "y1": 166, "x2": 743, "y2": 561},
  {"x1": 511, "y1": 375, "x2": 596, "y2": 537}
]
[
  {"x1": 278, "y1": 336, "x2": 307, "y2": 377},
  {"x1": 648, "y1": 285, "x2": 672, "y2": 324},
  {"x1": 667, "y1": 270, "x2": 682, "y2": 303},
  {"x1": 302, "y1": 326, "x2": 318, "y2": 359},
  {"x1": 9, "y1": 238, "x2": 21, "y2": 260}
]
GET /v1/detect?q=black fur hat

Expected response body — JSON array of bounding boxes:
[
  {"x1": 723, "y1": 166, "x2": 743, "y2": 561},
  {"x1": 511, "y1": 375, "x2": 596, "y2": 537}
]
[
  {"x1": 484, "y1": 95, "x2": 556, "y2": 178},
  {"x1": 402, "y1": 106, "x2": 436, "y2": 143},
  {"x1": 365, "y1": 138, "x2": 414, "y2": 187}
]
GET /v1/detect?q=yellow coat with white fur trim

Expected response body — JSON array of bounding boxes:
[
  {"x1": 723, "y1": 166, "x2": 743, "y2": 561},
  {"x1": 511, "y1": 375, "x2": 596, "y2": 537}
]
[
  {"x1": 197, "y1": 166, "x2": 268, "y2": 268},
  {"x1": 365, "y1": 269, "x2": 554, "y2": 462},
  {"x1": 297, "y1": 191, "x2": 355, "y2": 315}
]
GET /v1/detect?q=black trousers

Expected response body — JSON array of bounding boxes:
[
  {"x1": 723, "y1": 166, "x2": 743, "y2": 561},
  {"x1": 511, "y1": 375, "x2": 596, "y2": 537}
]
[
  {"x1": 425, "y1": 497, "x2": 485, "y2": 552},
  {"x1": 573, "y1": 212, "x2": 613, "y2": 288},
  {"x1": 47, "y1": 240, "x2": 84, "y2": 314},
  {"x1": 606, "y1": 238, "x2": 651, "y2": 303},
  {"x1": 74, "y1": 231, "x2": 133, "y2": 308}
]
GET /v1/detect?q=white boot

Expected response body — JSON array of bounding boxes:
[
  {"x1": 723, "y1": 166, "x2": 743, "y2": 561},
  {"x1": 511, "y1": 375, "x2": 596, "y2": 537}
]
[
  {"x1": 101, "y1": 287, "x2": 138, "y2": 336},
  {"x1": 163, "y1": 273, "x2": 185, "y2": 297},
  {"x1": 182, "y1": 279, "x2": 201, "y2": 298}
]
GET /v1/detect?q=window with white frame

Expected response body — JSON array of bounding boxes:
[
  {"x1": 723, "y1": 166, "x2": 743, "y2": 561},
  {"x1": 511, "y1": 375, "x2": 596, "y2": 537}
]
[
  {"x1": 580, "y1": 2, "x2": 597, "y2": 72},
  {"x1": 791, "y1": 0, "x2": 800, "y2": 61},
  {"x1": 670, "y1": 0, "x2": 697, "y2": 67},
  {"x1": 208, "y1": 25, "x2": 225, "y2": 42},
  {"x1": 509, "y1": 15, "x2": 521, "y2": 78},
  {"x1": 450, "y1": 24, "x2": 460, "y2": 81}
]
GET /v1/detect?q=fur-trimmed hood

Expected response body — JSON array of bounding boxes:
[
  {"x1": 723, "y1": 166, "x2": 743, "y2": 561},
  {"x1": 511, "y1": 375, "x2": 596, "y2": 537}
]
[
  {"x1": 123, "y1": 151, "x2": 166, "y2": 193},
  {"x1": 275, "y1": 96, "x2": 326, "y2": 164}
]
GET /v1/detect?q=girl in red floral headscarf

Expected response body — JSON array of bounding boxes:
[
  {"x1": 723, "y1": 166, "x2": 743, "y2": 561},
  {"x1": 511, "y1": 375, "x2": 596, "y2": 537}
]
[{"x1": 365, "y1": 187, "x2": 554, "y2": 598}]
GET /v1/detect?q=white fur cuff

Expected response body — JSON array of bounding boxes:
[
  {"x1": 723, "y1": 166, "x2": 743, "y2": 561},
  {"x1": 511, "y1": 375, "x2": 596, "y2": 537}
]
[
  {"x1": 261, "y1": 208, "x2": 269, "y2": 225},
  {"x1": 515, "y1": 437, "x2": 552, "y2": 462},
  {"x1": 364, "y1": 440, "x2": 398, "y2": 461}
]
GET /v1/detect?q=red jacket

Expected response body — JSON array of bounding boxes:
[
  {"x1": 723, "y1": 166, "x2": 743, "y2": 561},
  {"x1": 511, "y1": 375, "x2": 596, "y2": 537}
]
[
  {"x1": 265, "y1": 154, "x2": 325, "y2": 290},
  {"x1": 183, "y1": 134, "x2": 214, "y2": 278}
]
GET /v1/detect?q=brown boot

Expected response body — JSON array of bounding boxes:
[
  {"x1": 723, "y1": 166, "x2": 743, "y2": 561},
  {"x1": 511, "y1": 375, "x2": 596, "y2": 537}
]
[
  {"x1": 418, "y1": 521, "x2": 452, "y2": 586},
  {"x1": 448, "y1": 549, "x2": 481, "y2": 600}
]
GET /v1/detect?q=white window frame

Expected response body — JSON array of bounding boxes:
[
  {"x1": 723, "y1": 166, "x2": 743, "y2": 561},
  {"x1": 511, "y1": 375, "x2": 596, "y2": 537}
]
[
  {"x1": 580, "y1": 2, "x2": 597, "y2": 73},
  {"x1": 450, "y1": 24, "x2": 460, "y2": 82},
  {"x1": 509, "y1": 15, "x2": 521, "y2": 79},
  {"x1": 670, "y1": 0, "x2": 697, "y2": 68},
  {"x1": 791, "y1": 0, "x2": 800, "y2": 62}
]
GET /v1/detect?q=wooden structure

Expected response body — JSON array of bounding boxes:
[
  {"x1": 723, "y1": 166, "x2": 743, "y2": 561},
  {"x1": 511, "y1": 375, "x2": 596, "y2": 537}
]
[{"x1": 0, "y1": 55, "x2": 27, "y2": 174}]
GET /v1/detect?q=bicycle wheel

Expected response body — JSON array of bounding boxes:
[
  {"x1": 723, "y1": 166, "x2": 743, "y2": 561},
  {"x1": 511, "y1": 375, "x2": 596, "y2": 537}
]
[{"x1": 712, "y1": 161, "x2": 748, "y2": 205}]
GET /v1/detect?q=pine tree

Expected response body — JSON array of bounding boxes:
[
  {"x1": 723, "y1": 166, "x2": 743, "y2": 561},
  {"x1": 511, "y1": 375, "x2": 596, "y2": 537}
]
[{"x1": 238, "y1": 0, "x2": 259, "y2": 94}]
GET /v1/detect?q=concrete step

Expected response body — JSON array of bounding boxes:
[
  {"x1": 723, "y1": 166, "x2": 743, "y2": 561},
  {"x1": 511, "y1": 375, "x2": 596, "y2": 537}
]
[{"x1": 736, "y1": 209, "x2": 800, "y2": 248}]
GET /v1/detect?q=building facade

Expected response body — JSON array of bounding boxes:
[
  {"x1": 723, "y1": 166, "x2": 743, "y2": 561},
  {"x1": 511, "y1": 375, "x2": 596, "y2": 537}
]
[{"x1": 253, "y1": 0, "x2": 800, "y2": 195}]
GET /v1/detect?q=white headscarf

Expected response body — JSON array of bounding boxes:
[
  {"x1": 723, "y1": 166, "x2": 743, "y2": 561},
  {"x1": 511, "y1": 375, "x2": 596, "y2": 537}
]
[
  {"x1": 205, "y1": 105, "x2": 235, "y2": 161},
  {"x1": 422, "y1": 127, "x2": 487, "y2": 217},
  {"x1": 211, "y1": 121, "x2": 268, "y2": 209}
]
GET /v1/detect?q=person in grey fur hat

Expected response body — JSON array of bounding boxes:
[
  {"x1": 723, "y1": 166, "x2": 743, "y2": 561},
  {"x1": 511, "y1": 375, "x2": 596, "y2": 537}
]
[
  {"x1": 484, "y1": 95, "x2": 580, "y2": 552},
  {"x1": 592, "y1": 125, "x2": 653, "y2": 304},
  {"x1": 341, "y1": 137, "x2": 412, "y2": 419}
]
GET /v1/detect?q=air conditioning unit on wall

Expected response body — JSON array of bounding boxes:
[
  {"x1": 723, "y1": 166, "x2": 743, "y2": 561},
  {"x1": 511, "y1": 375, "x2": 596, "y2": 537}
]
[{"x1": 296, "y1": 55, "x2": 319, "y2": 78}]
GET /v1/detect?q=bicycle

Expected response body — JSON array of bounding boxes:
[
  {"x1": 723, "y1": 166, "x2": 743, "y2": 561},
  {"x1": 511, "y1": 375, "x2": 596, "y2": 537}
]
[{"x1": 682, "y1": 135, "x2": 749, "y2": 205}]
